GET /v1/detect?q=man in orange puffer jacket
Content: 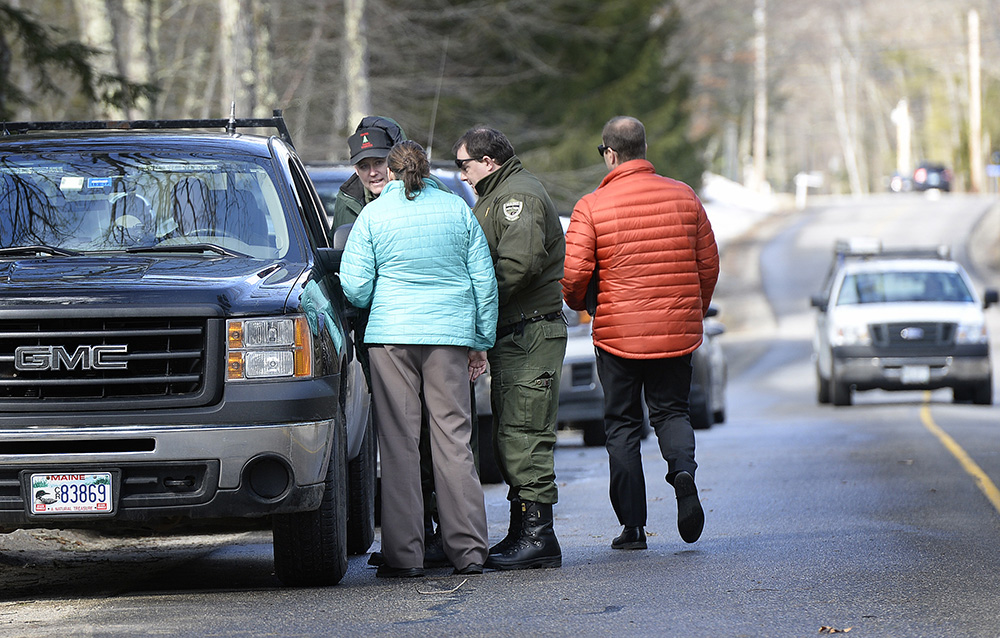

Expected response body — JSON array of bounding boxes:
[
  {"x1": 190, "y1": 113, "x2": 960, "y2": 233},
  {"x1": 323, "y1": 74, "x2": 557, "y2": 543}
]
[{"x1": 562, "y1": 116, "x2": 719, "y2": 550}]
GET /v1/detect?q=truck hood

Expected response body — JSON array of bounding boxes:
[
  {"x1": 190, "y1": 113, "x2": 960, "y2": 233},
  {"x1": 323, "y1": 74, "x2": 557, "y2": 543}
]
[{"x1": 0, "y1": 255, "x2": 308, "y2": 315}]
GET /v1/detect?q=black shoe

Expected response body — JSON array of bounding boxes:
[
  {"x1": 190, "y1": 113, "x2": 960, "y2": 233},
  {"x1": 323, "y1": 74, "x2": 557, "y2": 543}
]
[
  {"x1": 423, "y1": 531, "x2": 450, "y2": 568},
  {"x1": 673, "y1": 471, "x2": 704, "y2": 543},
  {"x1": 453, "y1": 563, "x2": 483, "y2": 575},
  {"x1": 375, "y1": 564, "x2": 425, "y2": 578},
  {"x1": 611, "y1": 526, "x2": 647, "y2": 550},
  {"x1": 367, "y1": 551, "x2": 385, "y2": 566},
  {"x1": 484, "y1": 501, "x2": 562, "y2": 571},
  {"x1": 488, "y1": 498, "x2": 522, "y2": 555}
]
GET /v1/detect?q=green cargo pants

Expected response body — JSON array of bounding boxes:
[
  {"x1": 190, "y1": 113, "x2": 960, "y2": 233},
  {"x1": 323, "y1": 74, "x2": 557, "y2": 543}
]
[{"x1": 488, "y1": 317, "x2": 567, "y2": 505}]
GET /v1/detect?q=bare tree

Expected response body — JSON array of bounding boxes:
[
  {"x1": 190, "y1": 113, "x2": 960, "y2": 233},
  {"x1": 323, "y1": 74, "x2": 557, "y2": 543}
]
[
  {"x1": 73, "y1": 0, "x2": 122, "y2": 118},
  {"x1": 343, "y1": 0, "x2": 369, "y2": 132},
  {"x1": 119, "y1": 0, "x2": 156, "y2": 118},
  {"x1": 219, "y1": 0, "x2": 273, "y2": 117}
]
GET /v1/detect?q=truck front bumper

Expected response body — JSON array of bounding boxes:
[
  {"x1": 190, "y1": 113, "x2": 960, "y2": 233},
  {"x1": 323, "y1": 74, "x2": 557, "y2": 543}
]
[
  {"x1": 831, "y1": 347, "x2": 991, "y2": 391},
  {"x1": 0, "y1": 418, "x2": 335, "y2": 531}
]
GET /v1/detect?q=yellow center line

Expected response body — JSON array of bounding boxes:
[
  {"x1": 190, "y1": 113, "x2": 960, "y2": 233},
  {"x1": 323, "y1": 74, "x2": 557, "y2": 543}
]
[{"x1": 920, "y1": 392, "x2": 1000, "y2": 515}]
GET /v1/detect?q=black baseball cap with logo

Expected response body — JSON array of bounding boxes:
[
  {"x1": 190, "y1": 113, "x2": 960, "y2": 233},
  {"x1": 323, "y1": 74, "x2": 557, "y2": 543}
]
[{"x1": 348, "y1": 127, "x2": 394, "y2": 164}]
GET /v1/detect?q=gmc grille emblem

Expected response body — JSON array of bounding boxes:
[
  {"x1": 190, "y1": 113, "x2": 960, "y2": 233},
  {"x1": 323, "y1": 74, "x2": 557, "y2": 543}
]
[
  {"x1": 900, "y1": 327, "x2": 925, "y2": 340},
  {"x1": 14, "y1": 345, "x2": 129, "y2": 371}
]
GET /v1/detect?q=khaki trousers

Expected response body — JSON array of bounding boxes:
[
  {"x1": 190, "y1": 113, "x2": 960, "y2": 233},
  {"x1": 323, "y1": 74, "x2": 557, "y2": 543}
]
[{"x1": 369, "y1": 344, "x2": 488, "y2": 570}]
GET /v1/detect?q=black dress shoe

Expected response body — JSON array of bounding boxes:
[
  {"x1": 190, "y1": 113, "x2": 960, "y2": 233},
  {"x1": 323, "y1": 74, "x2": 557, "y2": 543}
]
[
  {"x1": 611, "y1": 526, "x2": 647, "y2": 550},
  {"x1": 452, "y1": 562, "x2": 483, "y2": 575},
  {"x1": 375, "y1": 564, "x2": 425, "y2": 578},
  {"x1": 367, "y1": 551, "x2": 385, "y2": 567},
  {"x1": 673, "y1": 471, "x2": 704, "y2": 543}
]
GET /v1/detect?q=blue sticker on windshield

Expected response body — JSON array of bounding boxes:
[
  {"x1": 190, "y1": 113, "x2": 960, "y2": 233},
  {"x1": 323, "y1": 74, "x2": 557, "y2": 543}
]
[{"x1": 87, "y1": 177, "x2": 111, "y2": 189}]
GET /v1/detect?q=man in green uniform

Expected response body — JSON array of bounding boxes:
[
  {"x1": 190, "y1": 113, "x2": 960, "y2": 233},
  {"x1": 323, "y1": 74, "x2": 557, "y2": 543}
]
[{"x1": 453, "y1": 126, "x2": 567, "y2": 570}]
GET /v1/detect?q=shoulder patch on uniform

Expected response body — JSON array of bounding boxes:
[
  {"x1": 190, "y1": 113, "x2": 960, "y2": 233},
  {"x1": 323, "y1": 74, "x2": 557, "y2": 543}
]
[{"x1": 502, "y1": 199, "x2": 523, "y2": 221}]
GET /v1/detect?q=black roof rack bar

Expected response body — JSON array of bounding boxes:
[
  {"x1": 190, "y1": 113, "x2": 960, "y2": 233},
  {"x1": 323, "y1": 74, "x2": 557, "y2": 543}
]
[{"x1": 1, "y1": 109, "x2": 294, "y2": 147}]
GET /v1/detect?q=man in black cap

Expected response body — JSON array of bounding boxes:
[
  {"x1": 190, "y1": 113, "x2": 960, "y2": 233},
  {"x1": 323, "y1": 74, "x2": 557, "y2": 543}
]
[
  {"x1": 331, "y1": 116, "x2": 404, "y2": 230},
  {"x1": 334, "y1": 116, "x2": 457, "y2": 571}
]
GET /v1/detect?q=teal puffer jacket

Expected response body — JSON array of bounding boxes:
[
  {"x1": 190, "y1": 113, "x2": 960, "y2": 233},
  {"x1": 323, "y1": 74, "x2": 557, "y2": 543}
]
[{"x1": 340, "y1": 179, "x2": 498, "y2": 351}]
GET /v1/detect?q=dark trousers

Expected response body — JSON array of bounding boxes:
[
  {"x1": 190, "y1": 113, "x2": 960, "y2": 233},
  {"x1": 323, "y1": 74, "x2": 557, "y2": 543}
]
[{"x1": 595, "y1": 348, "x2": 697, "y2": 528}]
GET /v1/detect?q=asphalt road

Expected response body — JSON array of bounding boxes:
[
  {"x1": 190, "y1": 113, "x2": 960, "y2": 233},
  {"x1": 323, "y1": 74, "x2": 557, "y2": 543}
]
[{"x1": 2, "y1": 192, "x2": 1000, "y2": 638}]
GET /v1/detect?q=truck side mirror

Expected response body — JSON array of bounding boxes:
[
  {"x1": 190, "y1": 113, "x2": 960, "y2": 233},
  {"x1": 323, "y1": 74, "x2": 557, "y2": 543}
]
[
  {"x1": 332, "y1": 223, "x2": 353, "y2": 251},
  {"x1": 984, "y1": 288, "x2": 999, "y2": 309},
  {"x1": 317, "y1": 223, "x2": 355, "y2": 274}
]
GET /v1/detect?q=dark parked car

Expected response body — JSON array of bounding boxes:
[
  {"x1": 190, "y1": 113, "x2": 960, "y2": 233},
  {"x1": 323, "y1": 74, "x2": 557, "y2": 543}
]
[
  {"x1": 912, "y1": 162, "x2": 952, "y2": 192},
  {"x1": 0, "y1": 112, "x2": 373, "y2": 587}
]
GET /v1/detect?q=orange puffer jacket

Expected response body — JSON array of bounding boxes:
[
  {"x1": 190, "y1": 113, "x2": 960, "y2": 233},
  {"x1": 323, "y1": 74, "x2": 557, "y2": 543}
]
[{"x1": 562, "y1": 160, "x2": 719, "y2": 359}]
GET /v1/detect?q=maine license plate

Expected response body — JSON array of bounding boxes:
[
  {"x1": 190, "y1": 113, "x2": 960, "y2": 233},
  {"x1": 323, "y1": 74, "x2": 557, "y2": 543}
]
[
  {"x1": 29, "y1": 472, "x2": 113, "y2": 515},
  {"x1": 901, "y1": 365, "x2": 931, "y2": 385}
]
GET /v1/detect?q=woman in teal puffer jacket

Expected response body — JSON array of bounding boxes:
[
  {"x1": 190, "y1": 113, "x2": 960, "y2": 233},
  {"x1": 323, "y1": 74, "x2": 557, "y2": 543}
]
[{"x1": 340, "y1": 140, "x2": 498, "y2": 578}]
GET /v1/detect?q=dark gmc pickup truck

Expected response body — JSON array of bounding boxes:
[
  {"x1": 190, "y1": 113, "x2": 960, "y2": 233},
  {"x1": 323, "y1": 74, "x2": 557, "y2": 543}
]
[{"x1": 0, "y1": 112, "x2": 373, "y2": 586}]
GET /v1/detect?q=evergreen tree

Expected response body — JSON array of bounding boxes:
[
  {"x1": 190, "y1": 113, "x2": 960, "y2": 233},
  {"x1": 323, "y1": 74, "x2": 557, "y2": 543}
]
[
  {"x1": 0, "y1": 3, "x2": 157, "y2": 120},
  {"x1": 471, "y1": 0, "x2": 706, "y2": 205}
]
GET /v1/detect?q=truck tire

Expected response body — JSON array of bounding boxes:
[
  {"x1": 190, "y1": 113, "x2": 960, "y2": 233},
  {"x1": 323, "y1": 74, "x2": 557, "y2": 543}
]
[
  {"x1": 831, "y1": 375, "x2": 852, "y2": 407},
  {"x1": 690, "y1": 394, "x2": 712, "y2": 430},
  {"x1": 816, "y1": 368, "x2": 831, "y2": 404},
  {"x1": 272, "y1": 415, "x2": 348, "y2": 587},
  {"x1": 346, "y1": 409, "x2": 376, "y2": 555},
  {"x1": 973, "y1": 379, "x2": 993, "y2": 405}
]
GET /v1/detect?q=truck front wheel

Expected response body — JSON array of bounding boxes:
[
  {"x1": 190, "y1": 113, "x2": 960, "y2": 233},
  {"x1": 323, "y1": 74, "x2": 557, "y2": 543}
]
[
  {"x1": 831, "y1": 373, "x2": 852, "y2": 406},
  {"x1": 272, "y1": 417, "x2": 348, "y2": 587}
]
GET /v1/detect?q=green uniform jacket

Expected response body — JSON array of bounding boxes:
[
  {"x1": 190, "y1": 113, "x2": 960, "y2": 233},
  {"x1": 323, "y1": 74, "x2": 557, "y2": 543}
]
[
  {"x1": 331, "y1": 173, "x2": 452, "y2": 231},
  {"x1": 330, "y1": 174, "x2": 372, "y2": 231},
  {"x1": 472, "y1": 157, "x2": 565, "y2": 331}
]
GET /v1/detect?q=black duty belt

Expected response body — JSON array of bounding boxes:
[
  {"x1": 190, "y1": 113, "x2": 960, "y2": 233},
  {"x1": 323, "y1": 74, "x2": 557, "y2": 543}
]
[{"x1": 496, "y1": 311, "x2": 564, "y2": 339}]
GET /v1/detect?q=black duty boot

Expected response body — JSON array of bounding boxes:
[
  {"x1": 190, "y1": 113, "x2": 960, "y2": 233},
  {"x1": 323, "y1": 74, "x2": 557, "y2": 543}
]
[
  {"x1": 488, "y1": 497, "x2": 521, "y2": 555},
  {"x1": 484, "y1": 501, "x2": 561, "y2": 570}
]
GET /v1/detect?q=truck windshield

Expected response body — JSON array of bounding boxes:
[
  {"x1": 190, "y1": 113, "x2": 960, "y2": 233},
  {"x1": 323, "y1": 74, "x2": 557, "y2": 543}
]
[
  {"x1": 837, "y1": 271, "x2": 973, "y2": 305},
  {"x1": 0, "y1": 152, "x2": 290, "y2": 259}
]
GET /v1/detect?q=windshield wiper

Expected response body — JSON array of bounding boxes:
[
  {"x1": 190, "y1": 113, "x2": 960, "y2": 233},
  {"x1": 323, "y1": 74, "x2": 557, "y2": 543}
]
[
  {"x1": 0, "y1": 245, "x2": 81, "y2": 257},
  {"x1": 125, "y1": 243, "x2": 246, "y2": 258}
]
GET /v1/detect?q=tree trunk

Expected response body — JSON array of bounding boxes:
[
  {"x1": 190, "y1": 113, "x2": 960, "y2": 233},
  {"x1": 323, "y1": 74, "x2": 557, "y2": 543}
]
[
  {"x1": 219, "y1": 0, "x2": 255, "y2": 118},
  {"x1": 751, "y1": 0, "x2": 768, "y2": 192},
  {"x1": 157, "y1": 0, "x2": 200, "y2": 116},
  {"x1": 121, "y1": 0, "x2": 156, "y2": 118},
  {"x1": 73, "y1": 0, "x2": 123, "y2": 118},
  {"x1": 343, "y1": 0, "x2": 370, "y2": 133},
  {"x1": 250, "y1": 0, "x2": 278, "y2": 117},
  {"x1": 830, "y1": 55, "x2": 863, "y2": 196}
]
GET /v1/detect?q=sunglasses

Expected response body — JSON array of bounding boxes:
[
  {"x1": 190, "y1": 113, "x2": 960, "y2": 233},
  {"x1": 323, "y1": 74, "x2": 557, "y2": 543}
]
[
  {"x1": 598, "y1": 144, "x2": 614, "y2": 158},
  {"x1": 455, "y1": 157, "x2": 479, "y2": 170}
]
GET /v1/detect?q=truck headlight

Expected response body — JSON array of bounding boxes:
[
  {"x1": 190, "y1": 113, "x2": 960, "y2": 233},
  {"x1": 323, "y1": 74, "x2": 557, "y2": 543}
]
[
  {"x1": 956, "y1": 321, "x2": 988, "y2": 344},
  {"x1": 832, "y1": 324, "x2": 870, "y2": 346},
  {"x1": 226, "y1": 316, "x2": 313, "y2": 380}
]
